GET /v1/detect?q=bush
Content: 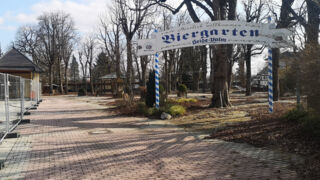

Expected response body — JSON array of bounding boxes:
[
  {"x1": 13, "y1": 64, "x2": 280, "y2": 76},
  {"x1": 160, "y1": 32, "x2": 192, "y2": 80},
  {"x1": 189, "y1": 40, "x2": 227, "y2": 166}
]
[
  {"x1": 283, "y1": 107, "x2": 320, "y2": 138},
  {"x1": 284, "y1": 108, "x2": 308, "y2": 122},
  {"x1": 139, "y1": 86, "x2": 147, "y2": 101},
  {"x1": 146, "y1": 71, "x2": 156, "y2": 107},
  {"x1": 78, "y1": 89, "x2": 86, "y2": 96},
  {"x1": 145, "y1": 107, "x2": 161, "y2": 117},
  {"x1": 177, "y1": 84, "x2": 187, "y2": 93},
  {"x1": 176, "y1": 98, "x2": 198, "y2": 103},
  {"x1": 301, "y1": 115, "x2": 320, "y2": 138},
  {"x1": 136, "y1": 102, "x2": 148, "y2": 114},
  {"x1": 168, "y1": 105, "x2": 186, "y2": 116}
]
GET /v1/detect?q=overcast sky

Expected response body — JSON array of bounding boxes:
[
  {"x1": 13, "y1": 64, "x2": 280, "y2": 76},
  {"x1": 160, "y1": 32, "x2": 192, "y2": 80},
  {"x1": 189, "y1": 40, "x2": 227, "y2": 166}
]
[{"x1": 0, "y1": 0, "x2": 281, "y2": 74}]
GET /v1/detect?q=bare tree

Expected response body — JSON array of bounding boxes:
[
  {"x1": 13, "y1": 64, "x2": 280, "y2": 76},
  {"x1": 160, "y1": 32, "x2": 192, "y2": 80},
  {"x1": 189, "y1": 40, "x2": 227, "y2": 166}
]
[
  {"x1": 36, "y1": 12, "x2": 61, "y2": 94},
  {"x1": 15, "y1": 25, "x2": 41, "y2": 65},
  {"x1": 116, "y1": 0, "x2": 155, "y2": 99},
  {"x1": 99, "y1": 7, "x2": 123, "y2": 96},
  {"x1": 70, "y1": 55, "x2": 80, "y2": 91},
  {"x1": 82, "y1": 35, "x2": 97, "y2": 95},
  {"x1": 152, "y1": 0, "x2": 237, "y2": 107},
  {"x1": 78, "y1": 51, "x2": 88, "y2": 94},
  {"x1": 56, "y1": 15, "x2": 76, "y2": 94},
  {"x1": 269, "y1": 0, "x2": 295, "y2": 101},
  {"x1": 242, "y1": 0, "x2": 267, "y2": 96}
]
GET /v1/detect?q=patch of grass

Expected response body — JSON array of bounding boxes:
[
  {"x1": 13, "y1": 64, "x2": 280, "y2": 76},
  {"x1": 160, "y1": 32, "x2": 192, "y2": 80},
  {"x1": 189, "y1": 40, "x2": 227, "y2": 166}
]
[
  {"x1": 168, "y1": 105, "x2": 186, "y2": 116},
  {"x1": 175, "y1": 98, "x2": 198, "y2": 103}
]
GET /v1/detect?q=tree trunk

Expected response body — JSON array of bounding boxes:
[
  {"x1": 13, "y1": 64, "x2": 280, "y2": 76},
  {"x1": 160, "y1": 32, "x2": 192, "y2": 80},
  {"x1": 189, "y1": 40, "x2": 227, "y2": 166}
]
[
  {"x1": 141, "y1": 56, "x2": 148, "y2": 87},
  {"x1": 115, "y1": 39, "x2": 121, "y2": 96},
  {"x1": 239, "y1": 57, "x2": 245, "y2": 87},
  {"x1": 49, "y1": 65, "x2": 53, "y2": 95},
  {"x1": 126, "y1": 38, "x2": 134, "y2": 99},
  {"x1": 90, "y1": 68, "x2": 95, "y2": 95},
  {"x1": 210, "y1": 45, "x2": 231, "y2": 107},
  {"x1": 64, "y1": 66, "x2": 68, "y2": 94},
  {"x1": 192, "y1": 72, "x2": 200, "y2": 91},
  {"x1": 58, "y1": 61, "x2": 64, "y2": 94},
  {"x1": 201, "y1": 46, "x2": 207, "y2": 93},
  {"x1": 210, "y1": 46, "x2": 215, "y2": 94},
  {"x1": 306, "y1": 0, "x2": 319, "y2": 45},
  {"x1": 245, "y1": 45, "x2": 253, "y2": 96},
  {"x1": 227, "y1": 61, "x2": 233, "y2": 92},
  {"x1": 272, "y1": 48, "x2": 280, "y2": 100},
  {"x1": 165, "y1": 52, "x2": 169, "y2": 99}
]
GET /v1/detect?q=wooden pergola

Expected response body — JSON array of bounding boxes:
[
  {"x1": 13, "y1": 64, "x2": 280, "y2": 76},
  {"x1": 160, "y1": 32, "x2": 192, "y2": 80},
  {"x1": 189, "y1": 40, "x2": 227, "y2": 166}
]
[{"x1": 99, "y1": 73, "x2": 125, "y2": 96}]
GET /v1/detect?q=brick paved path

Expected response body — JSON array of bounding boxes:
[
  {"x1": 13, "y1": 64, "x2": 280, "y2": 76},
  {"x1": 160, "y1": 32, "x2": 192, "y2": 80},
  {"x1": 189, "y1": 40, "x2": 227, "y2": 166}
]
[{"x1": 0, "y1": 96, "x2": 301, "y2": 180}]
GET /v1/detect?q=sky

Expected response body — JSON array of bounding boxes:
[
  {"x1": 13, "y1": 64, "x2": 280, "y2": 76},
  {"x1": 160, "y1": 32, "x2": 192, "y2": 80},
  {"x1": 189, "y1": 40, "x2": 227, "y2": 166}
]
[
  {"x1": 0, "y1": 0, "x2": 110, "y2": 50},
  {"x1": 0, "y1": 0, "x2": 271, "y2": 74}
]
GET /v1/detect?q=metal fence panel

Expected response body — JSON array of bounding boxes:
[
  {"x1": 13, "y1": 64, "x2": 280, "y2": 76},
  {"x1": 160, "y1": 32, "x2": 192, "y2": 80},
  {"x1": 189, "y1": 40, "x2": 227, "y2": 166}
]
[
  {"x1": 0, "y1": 73, "x2": 41, "y2": 142},
  {"x1": 7, "y1": 74, "x2": 22, "y2": 131},
  {"x1": 0, "y1": 73, "x2": 6, "y2": 137}
]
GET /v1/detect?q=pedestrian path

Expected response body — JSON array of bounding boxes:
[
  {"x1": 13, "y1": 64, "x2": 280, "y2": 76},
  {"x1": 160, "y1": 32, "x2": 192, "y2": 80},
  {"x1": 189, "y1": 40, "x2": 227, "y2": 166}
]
[{"x1": 0, "y1": 96, "x2": 300, "y2": 179}]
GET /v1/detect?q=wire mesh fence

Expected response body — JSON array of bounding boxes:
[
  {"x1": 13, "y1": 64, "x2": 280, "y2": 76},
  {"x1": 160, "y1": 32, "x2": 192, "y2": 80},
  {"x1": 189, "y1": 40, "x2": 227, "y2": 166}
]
[{"x1": 0, "y1": 73, "x2": 41, "y2": 142}]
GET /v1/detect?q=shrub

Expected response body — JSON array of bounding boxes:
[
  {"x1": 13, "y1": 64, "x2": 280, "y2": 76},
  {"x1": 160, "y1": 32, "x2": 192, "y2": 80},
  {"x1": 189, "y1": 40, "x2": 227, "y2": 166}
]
[
  {"x1": 139, "y1": 86, "x2": 147, "y2": 101},
  {"x1": 284, "y1": 108, "x2": 308, "y2": 122},
  {"x1": 145, "y1": 107, "x2": 161, "y2": 117},
  {"x1": 136, "y1": 102, "x2": 148, "y2": 114},
  {"x1": 177, "y1": 84, "x2": 187, "y2": 93},
  {"x1": 78, "y1": 89, "x2": 86, "y2": 96},
  {"x1": 168, "y1": 105, "x2": 186, "y2": 116},
  {"x1": 176, "y1": 98, "x2": 198, "y2": 103},
  {"x1": 146, "y1": 71, "x2": 156, "y2": 107},
  {"x1": 301, "y1": 115, "x2": 320, "y2": 138}
]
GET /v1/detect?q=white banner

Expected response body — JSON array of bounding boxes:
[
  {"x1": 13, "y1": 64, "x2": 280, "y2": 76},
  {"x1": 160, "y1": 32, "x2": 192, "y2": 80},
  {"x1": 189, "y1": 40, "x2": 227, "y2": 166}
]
[{"x1": 137, "y1": 21, "x2": 292, "y2": 56}]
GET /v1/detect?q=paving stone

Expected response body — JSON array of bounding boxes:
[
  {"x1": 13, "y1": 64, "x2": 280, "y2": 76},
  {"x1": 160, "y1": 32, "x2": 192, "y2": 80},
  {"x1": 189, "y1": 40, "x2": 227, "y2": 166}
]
[{"x1": 0, "y1": 96, "x2": 302, "y2": 180}]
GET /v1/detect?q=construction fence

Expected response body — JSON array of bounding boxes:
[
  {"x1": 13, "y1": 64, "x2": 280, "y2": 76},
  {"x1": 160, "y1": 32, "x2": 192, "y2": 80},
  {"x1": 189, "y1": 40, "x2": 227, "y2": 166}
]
[{"x1": 0, "y1": 73, "x2": 42, "y2": 142}]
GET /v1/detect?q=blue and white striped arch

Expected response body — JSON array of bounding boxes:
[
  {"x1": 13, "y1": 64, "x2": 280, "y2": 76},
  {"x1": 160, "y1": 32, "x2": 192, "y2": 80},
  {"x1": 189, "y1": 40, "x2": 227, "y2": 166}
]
[{"x1": 268, "y1": 16, "x2": 273, "y2": 113}]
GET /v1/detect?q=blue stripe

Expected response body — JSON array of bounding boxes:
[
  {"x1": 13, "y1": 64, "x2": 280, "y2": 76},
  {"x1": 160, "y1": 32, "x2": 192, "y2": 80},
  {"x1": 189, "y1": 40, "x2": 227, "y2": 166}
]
[
  {"x1": 156, "y1": 88, "x2": 159, "y2": 91},
  {"x1": 269, "y1": 95, "x2": 273, "y2": 99},
  {"x1": 269, "y1": 63, "x2": 272, "y2": 66},
  {"x1": 269, "y1": 89, "x2": 273, "y2": 93},
  {"x1": 156, "y1": 94, "x2": 160, "y2": 97},
  {"x1": 269, "y1": 82, "x2": 272, "y2": 86},
  {"x1": 268, "y1": 49, "x2": 272, "y2": 54},
  {"x1": 268, "y1": 56, "x2": 272, "y2": 60},
  {"x1": 155, "y1": 54, "x2": 159, "y2": 58},
  {"x1": 269, "y1": 101, "x2": 273, "y2": 106},
  {"x1": 269, "y1": 108, "x2": 273, "y2": 112}
]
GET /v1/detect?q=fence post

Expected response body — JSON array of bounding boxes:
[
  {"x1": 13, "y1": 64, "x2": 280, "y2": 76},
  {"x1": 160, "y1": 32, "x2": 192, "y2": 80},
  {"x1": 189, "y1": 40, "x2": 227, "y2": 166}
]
[
  {"x1": 30, "y1": 80, "x2": 33, "y2": 106},
  {"x1": 37, "y1": 81, "x2": 40, "y2": 103},
  {"x1": 4, "y1": 74, "x2": 10, "y2": 133},
  {"x1": 20, "y1": 77, "x2": 25, "y2": 121}
]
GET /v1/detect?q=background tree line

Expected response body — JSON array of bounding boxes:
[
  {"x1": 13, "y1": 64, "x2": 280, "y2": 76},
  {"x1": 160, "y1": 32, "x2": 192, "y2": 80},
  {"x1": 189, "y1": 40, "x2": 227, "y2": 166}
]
[{"x1": 12, "y1": 0, "x2": 319, "y2": 112}]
